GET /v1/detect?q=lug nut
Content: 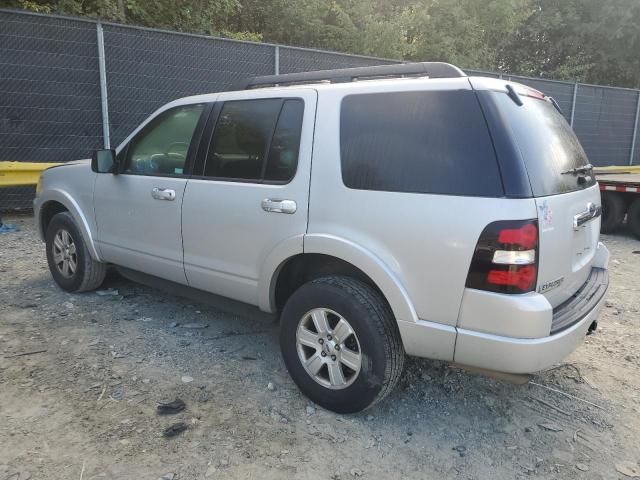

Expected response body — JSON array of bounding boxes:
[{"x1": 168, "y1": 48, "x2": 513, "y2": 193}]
[
  {"x1": 327, "y1": 335, "x2": 332, "y2": 341},
  {"x1": 321, "y1": 351, "x2": 327, "y2": 357},
  {"x1": 335, "y1": 345, "x2": 341, "y2": 351},
  {"x1": 318, "y1": 338, "x2": 324, "y2": 345},
  {"x1": 331, "y1": 355, "x2": 337, "y2": 361}
]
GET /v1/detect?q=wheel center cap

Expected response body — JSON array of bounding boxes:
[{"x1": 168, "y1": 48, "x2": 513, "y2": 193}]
[{"x1": 324, "y1": 340, "x2": 337, "y2": 355}]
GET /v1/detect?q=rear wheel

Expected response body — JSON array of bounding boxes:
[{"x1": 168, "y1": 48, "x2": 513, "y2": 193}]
[
  {"x1": 45, "y1": 212, "x2": 107, "y2": 292},
  {"x1": 280, "y1": 276, "x2": 404, "y2": 413},
  {"x1": 627, "y1": 198, "x2": 640, "y2": 240},
  {"x1": 600, "y1": 191, "x2": 626, "y2": 233}
]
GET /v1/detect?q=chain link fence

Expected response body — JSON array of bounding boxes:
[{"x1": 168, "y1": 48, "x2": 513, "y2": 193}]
[{"x1": 2, "y1": 8, "x2": 640, "y2": 211}]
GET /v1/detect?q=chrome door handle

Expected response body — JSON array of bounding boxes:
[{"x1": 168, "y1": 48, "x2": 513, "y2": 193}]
[
  {"x1": 573, "y1": 202, "x2": 601, "y2": 229},
  {"x1": 151, "y1": 187, "x2": 176, "y2": 201},
  {"x1": 261, "y1": 198, "x2": 297, "y2": 214}
]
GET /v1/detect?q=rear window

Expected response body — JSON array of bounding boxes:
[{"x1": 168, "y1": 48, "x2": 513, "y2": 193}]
[
  {"x1": 340, "y1": 90, "x2": 504, "y2": 197},
  {"x1": 491, "y1": 92, "x2": 596, "y2": 197}
]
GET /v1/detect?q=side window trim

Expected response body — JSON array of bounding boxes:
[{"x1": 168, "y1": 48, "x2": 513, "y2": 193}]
[
  {"x1": 183, "y1": 102, "x2": 214, "y2": 177},
  {"x1": 118, "y1": 102, "x2": 211, "y2": 178},
  {"x1": 196, "y1": 97, "x2": 304, "y2": 185},
  {"x1": 192, "y1": 101, "x2": 222, "y2": 177}
]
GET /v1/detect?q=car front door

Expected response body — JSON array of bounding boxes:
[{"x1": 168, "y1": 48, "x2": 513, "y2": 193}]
[
  {"x1": 94, "y1": 102, "x2": 209, "y2": 283},
  {"x1": 181, "y1": 89, "x2": 317, "y2": 306}
]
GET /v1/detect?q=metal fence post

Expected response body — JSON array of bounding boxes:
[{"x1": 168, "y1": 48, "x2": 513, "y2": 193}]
[
  {"x1": 630, "y1": 91, "x2": 640, "y2": 166},
  {"x1": 570, "y1": 82, "x2": 579, "y2": 127},
  {"x1": 274, "y1": 45, "x2": 280, "y2": 75},
  {"x1": 96, "y1": 22, "x2": 111, "y2": 149}
]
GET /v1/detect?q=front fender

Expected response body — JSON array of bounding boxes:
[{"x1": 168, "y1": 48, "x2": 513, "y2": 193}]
[{"x1": 34, "y1": 188, "x2": 102, "y2": 262}]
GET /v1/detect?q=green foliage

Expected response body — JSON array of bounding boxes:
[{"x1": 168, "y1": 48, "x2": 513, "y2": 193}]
[
  {"x1": 501, "y1": 0, "x2": 640, "y2": 87},
  {"x1": 2, "y1": 0, "x2": 639, "y2": 87},
  {"x1": 405, "y1": 0, "x2": 533, "y2": 70}
]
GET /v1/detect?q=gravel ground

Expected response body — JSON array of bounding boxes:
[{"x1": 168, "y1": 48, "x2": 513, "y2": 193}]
[{"x1": 1, "y1": 214, "x2": 639, "y2": 480}]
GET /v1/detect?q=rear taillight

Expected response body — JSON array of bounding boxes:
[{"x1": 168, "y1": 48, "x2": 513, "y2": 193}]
[{"x1": 466, "y1": 220, "x2": 539, "y2": 294}]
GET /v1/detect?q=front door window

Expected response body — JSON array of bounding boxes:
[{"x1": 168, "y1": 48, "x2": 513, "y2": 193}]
[{"x1": 123, "y1": 104, "x2": 204, "y2": 176}]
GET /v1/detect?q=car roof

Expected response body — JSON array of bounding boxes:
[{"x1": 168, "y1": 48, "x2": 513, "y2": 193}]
[{"x1": 168, "y1": 75, "x2": 544, "y2": 108}]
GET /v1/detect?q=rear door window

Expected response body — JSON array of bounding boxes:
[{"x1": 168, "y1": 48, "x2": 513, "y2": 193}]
[
  {"x1": 265, "y1": 100, "x2": 304, "y2": 182},
  {"x1": 490, "y1": 92, "x2": 596, "y2": 197},
  {"x1": 340, "y1": 90, "x2": 504, "y2": 197},
  {"x1": 203, "y1": 98, "x2": 303, "y2": 183}
]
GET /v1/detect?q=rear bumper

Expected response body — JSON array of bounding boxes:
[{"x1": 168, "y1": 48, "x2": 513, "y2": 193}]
[{"x1": 453, "y1": 265, "x2": 608, "y2": 374}]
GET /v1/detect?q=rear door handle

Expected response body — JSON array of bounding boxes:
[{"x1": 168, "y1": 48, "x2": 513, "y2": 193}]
[
  {"x1": 261, "y1": 198, "x2": 297, "y2": 214},
  {"x1": 151, "y1": 187, "x2": 176, "y2": 201},
  {"x1": 573, "y1": 202, "x2": 601, "y2": 229}
]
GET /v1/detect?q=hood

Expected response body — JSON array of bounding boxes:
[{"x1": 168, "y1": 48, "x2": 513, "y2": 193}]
[
  {"x1": 47, "y1": 158, "x2": 91, "y2": 170},
  {"x1": 64, "y1": 158, "x2": 91, "y2": 166}
]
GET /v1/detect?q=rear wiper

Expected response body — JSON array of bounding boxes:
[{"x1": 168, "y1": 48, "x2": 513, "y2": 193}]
[{"x1": 561, "y1": 164, "x2": 593, "y2": 175}]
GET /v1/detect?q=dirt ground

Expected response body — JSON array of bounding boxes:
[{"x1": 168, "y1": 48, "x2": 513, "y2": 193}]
[{"x1": 1, "y1": 214, "x2": 639, "y2": 480}]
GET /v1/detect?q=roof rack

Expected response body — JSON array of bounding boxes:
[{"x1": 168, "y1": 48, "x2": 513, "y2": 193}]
[{"x1": 237, "y1": 62, "x2": 466, "y2": 90}]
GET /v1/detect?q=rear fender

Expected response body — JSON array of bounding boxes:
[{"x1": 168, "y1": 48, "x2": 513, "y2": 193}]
[{"x1": 303, "y1": 233, "x2": 418, "y2": 323}]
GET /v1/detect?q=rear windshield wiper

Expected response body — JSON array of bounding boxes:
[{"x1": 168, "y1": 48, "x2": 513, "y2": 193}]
[{"x1": 561, "y1": 164, "x2": 593, "y2": 175}]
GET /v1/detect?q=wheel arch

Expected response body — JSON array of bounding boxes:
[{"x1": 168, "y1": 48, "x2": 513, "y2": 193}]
[
  {"x1": 262, "y1": 234, "x2": 418, "y2": 324},
  {"x1": 36, "y1": 189, "x2": 101, "y2": 261}
]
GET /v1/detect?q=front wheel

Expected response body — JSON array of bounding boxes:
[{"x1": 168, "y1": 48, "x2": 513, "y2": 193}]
[
  {"x1": 45, "y1": 212, "x2": 107, "y2": 292},
  {"x1": 280, "y1": 276, "x2": 405, "y2": 413}
]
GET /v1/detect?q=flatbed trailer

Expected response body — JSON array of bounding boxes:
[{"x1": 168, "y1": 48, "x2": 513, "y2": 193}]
[{"x1": 595, "y1": 167, "x2": 640, "y2": 239}]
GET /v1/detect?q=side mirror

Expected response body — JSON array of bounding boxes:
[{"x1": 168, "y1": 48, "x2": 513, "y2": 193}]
[{"x1": 91, "y1": 149, "x2": 118, "y2": 174}]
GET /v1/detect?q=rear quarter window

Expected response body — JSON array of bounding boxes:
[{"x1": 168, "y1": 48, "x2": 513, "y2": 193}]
[{"x1": 340, "y1": 90, "x2": 504, "y2": 197}]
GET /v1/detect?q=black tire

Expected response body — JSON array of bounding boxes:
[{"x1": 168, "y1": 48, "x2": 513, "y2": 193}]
[
  {"x1": 628, "y1": 198, "x2": 640, "y2": 240},
  {"x1": 45, "y1": 212, "x2": 107, "y2": 292},
  {"x1": 600, "y1": 191, "x2": 626, "y2": 234},
  {"x1": 280, "y1": 276, "x2": 405, "y2": 413}
]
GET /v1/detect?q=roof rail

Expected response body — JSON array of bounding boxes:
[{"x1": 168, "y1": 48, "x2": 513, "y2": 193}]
[{"x1": 237, "y1": 62, "x2": 466, "y2": 90}]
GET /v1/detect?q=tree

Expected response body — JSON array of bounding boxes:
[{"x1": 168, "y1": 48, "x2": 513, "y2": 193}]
[
  {"x1": 3, "y1": 0, "x2": 639, "y2": 87},
  {"x1": 502, "y1": 0, "x2": 640, "y2": 87},
  {"x1": 405, "y1": 0, "x2": 533, "y2": 71}
]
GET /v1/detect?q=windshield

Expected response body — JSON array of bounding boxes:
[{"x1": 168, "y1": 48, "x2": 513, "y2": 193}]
[{"x1": 492, "y1": 91, "x2": 596, "y2": 197}]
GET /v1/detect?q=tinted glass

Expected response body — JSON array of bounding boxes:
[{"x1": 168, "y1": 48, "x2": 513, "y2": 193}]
[
  {"x1": 491, "y1": 92, "x2": 596, "y2": 196},
  {"x1": 340, "y1": 90, "x2": 503, "y2": 197},
  {"x1": 204, "y1": 99, "x2": 282, "y2": 180},
  {"x1": 265, "y1": 99, "x2": 304, "y2": 182},
  {"x1": 124, "y1": 104, "x2": 204, "y2": 176}
]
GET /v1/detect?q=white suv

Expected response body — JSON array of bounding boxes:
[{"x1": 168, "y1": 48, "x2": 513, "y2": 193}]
[{"x1": 35, "y1": 62, "x2": 609, "y2": 413}]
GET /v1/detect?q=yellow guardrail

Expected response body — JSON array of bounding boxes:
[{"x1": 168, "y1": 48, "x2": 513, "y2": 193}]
[
  {"x1": 1, "y1": 161, "x2": 637, "y2": 187},
  {"x1": 593, "y1": 165, "x2": 640, "y2": 174},
  {"x1": 0, "y1": 161, "x2": 63, "y2": 187}
]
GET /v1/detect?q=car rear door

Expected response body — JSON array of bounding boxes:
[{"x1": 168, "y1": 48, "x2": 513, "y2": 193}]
[
  {"x1": 94, "y1": 102, "x2": 209, "y2": 283},
  {"x1": 181, "y1": 88, "x2": 317, "y2": 306}
]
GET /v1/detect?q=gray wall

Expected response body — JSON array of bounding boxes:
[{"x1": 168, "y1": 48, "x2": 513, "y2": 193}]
[{"x1": 1, "y1": 8, "x2": 639, "y2": 209}]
